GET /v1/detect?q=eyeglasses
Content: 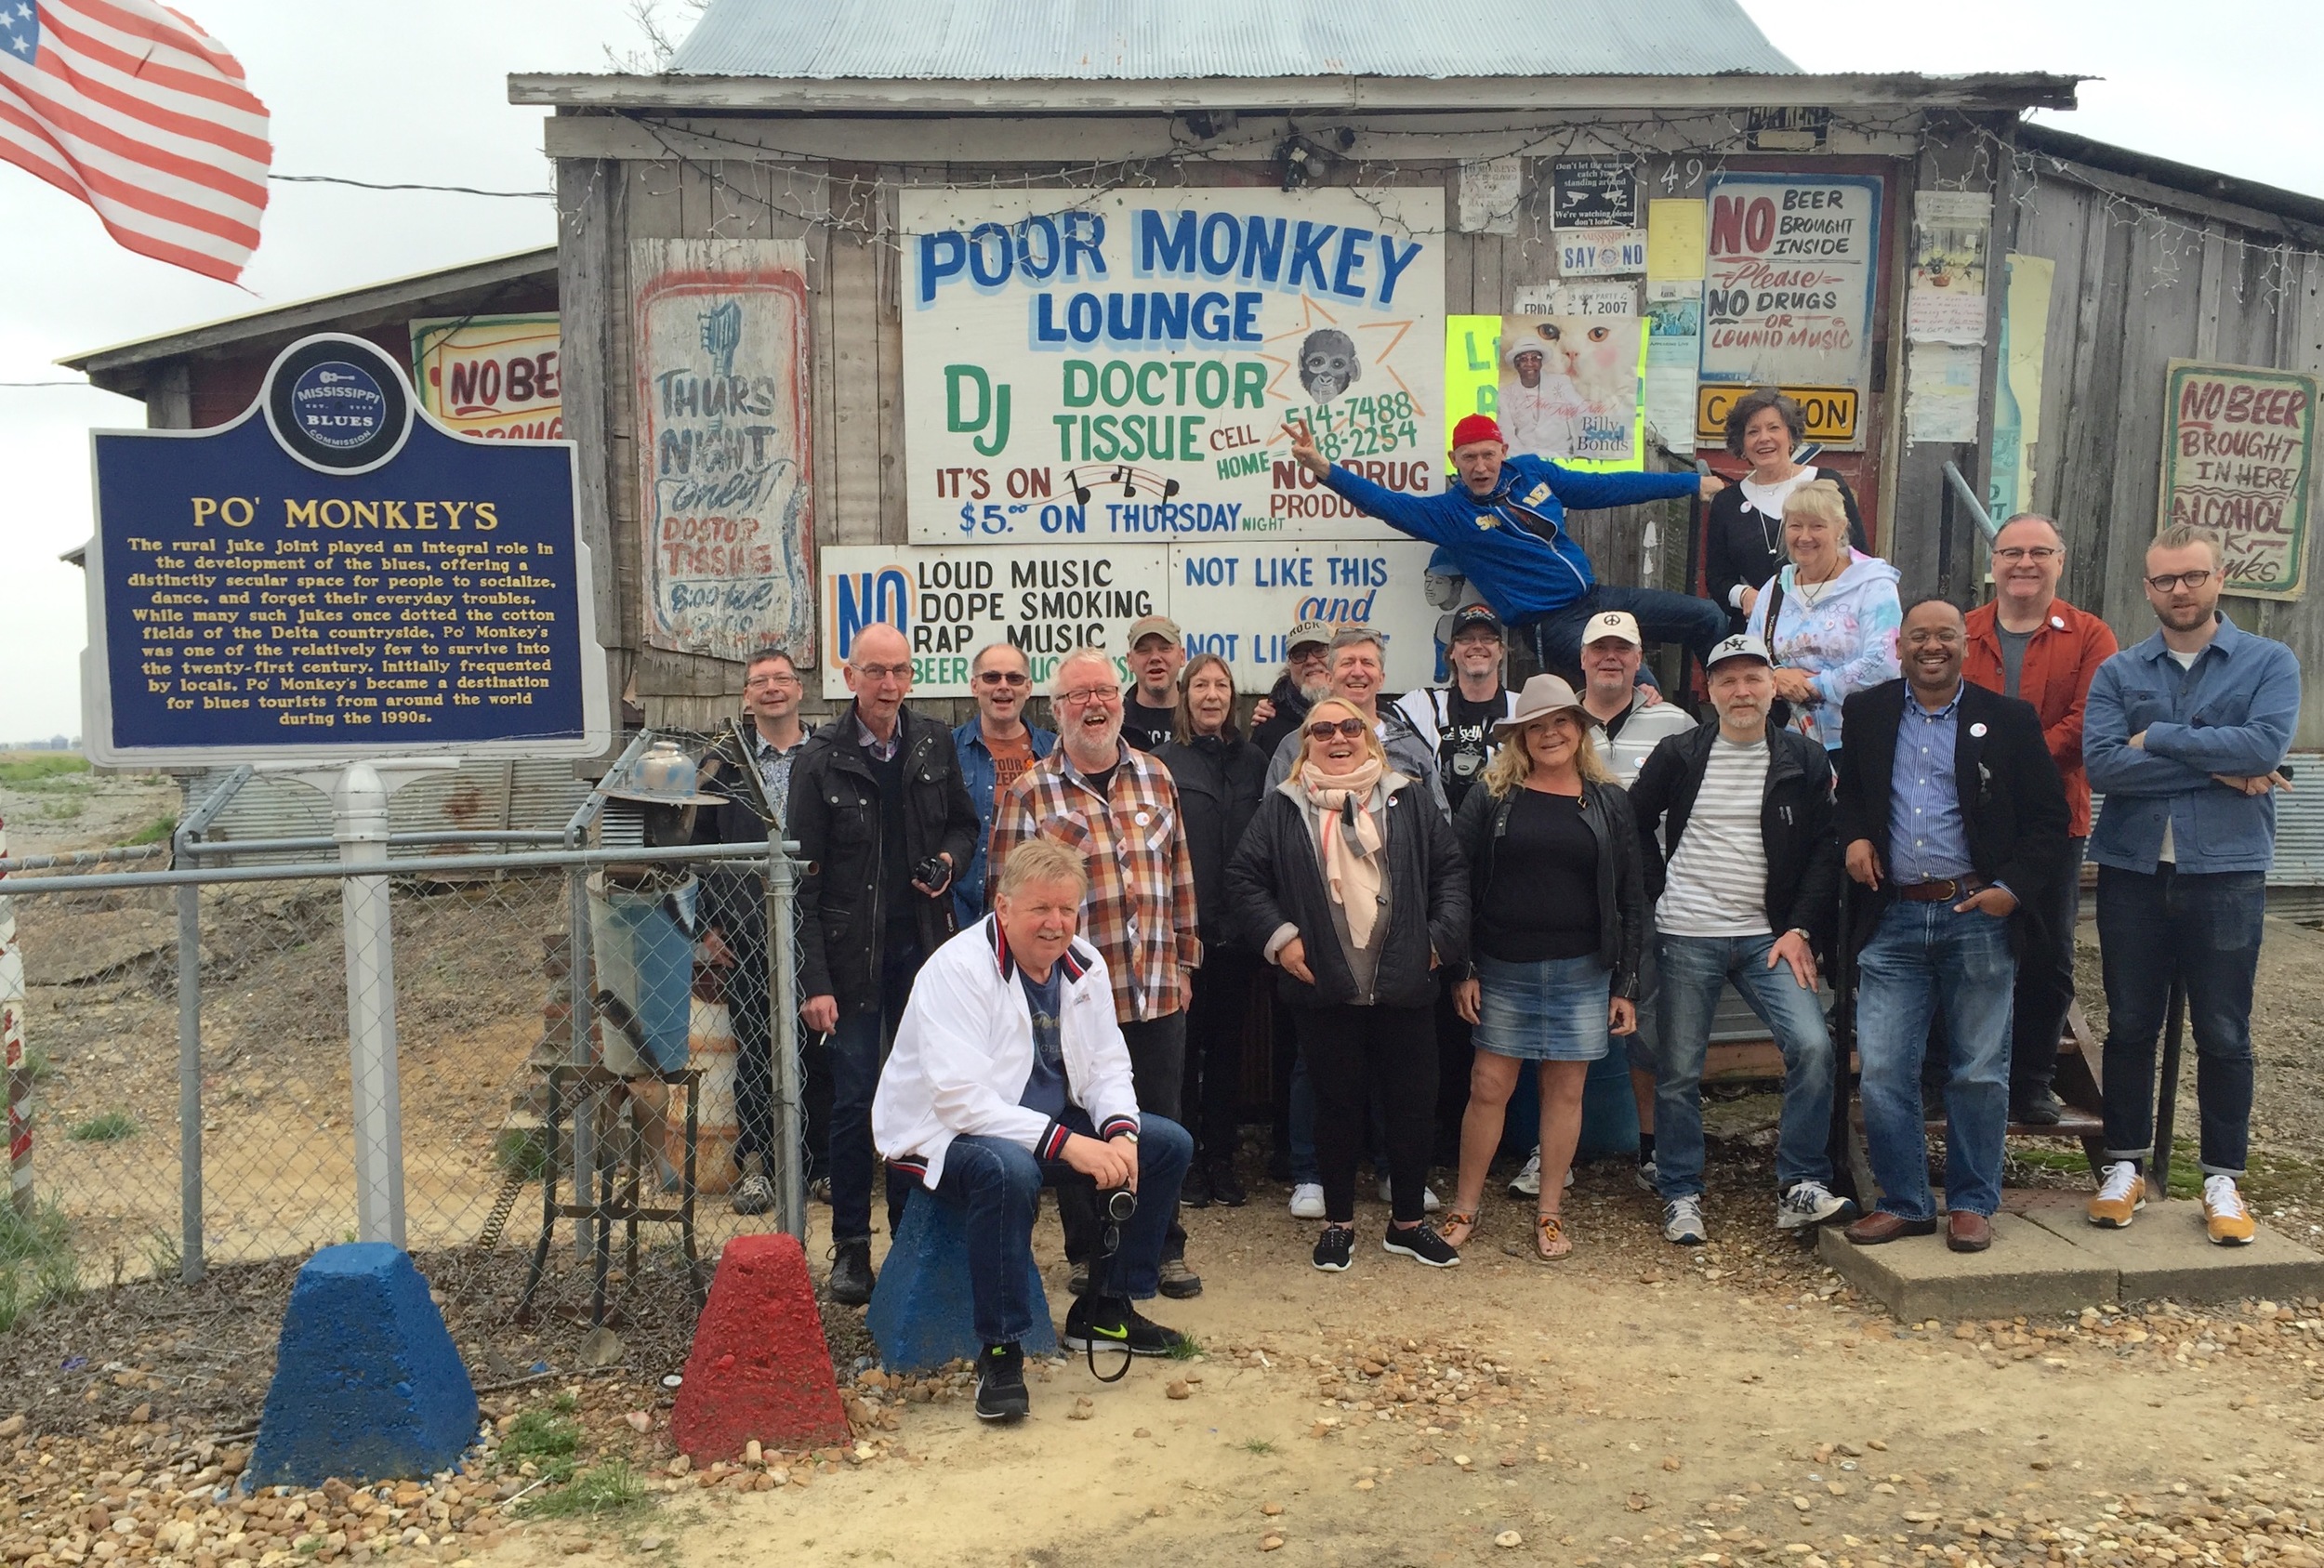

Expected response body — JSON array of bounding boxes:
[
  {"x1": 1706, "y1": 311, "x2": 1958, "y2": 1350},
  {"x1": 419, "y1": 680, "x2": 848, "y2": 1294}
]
[
  {"x1": 974, "y1": 670, "x2": 1030, "y2": 687},
  {"x1": 744, "y1": 673, "x2": 800, "y2": 689},
  {"x1": 1994, "y1": 547, "x2": 2061, "y2": 563},
  {"x1": 849, "y1": 662, "x2": 914, "y2": 682},
  {"x1": 1306, "y1": 718, "x2": 1369, "y2": 741},
  {"x1": 2146, "y1": 569, "x2": 2214, "y2": 592},
  {"x1": 1056, "y1": 686, "x2": 1122, "y2": 708}
]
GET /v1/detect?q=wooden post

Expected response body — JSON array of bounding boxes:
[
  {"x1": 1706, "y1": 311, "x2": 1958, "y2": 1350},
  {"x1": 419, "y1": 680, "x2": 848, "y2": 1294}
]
[{"x1": 0, "y1": 810, "x2": 32, "y2": 1218}]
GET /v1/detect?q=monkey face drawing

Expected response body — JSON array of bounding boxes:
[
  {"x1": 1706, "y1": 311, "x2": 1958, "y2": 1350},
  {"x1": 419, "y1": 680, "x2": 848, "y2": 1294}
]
[{"x1": 1299, "y1": 330, "x2": 1362, "y2": 403}]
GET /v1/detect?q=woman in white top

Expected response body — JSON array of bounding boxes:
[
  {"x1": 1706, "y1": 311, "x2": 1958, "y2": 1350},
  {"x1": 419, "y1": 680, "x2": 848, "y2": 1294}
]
[
  {"x1": 1704, "y1": 388, "x2": 1868, "y2": 635},
  {"x1": 1742, "y1": 480, "x2": 1900, "y2": 760}
]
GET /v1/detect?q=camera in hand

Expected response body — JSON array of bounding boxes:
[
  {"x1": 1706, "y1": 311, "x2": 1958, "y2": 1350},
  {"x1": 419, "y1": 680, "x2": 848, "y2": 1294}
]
[
  {"x1": 912, "y1": 853, "x2": 949, "y2": 888},
  {"x1": 1101, "y1": 1187, "x2": 1137, "y2": 1222}
]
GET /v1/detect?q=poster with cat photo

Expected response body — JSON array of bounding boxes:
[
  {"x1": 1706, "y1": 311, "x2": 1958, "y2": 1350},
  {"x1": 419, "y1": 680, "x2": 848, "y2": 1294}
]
[{"x1": 1494, "y1": 313, "x2": 1645, "y2": 466}]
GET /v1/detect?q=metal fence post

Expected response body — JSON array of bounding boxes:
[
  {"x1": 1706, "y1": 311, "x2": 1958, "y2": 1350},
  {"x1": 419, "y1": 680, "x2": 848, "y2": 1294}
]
[
  {"x1": 765, "y1": 841, "x2": 805, "y2": 1243},
  {"x1": 175, "y1": 881, "x2": 204, "y2": 1283},
  {"x1": 568, "y1": 860, "x2": 596, "y2": 1263}
]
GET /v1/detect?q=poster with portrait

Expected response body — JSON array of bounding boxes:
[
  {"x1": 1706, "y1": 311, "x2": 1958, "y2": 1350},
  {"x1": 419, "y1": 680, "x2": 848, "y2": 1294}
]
[
  {"x1": 1496, "y1": 314, "x2": 1646, "y2": 466},
  {"x1": 899, "y1": 187, "x2": 1444, "y2": 544}
]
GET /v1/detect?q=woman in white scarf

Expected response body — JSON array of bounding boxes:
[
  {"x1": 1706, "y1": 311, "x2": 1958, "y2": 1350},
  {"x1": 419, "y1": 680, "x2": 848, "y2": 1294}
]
[{"x1": 1226, "y1": 698, "x2": 1471, "y2": 1275}]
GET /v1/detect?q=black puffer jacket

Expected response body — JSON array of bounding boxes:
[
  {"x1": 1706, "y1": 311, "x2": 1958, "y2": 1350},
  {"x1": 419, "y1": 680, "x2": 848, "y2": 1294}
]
[
  {"x1": 1249, "y1": 670, "x2": 1314, "y2": 759},
  {"x1": 1225, "y1": 776, "x2": 1470, "y2": 1010},
  {"x1": 1154, "y1": 732, "x2": 1269, "y2": 950},
  {"x1": 789, "y1": 703, "x2": 979, "y2": 1013},
  {"x1": 1452, "y1": 777, "x2": 1647, "y2": 999}
]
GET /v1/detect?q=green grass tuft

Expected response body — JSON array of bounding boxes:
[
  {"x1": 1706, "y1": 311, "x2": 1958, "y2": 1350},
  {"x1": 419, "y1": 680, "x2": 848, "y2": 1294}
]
[
  {"x1": 1241, "y1": 1438, "x2": 1276, "y2": 1456},
  {"x1": 495, "y1": 1127, "x2": 549, "y2": 1180},
  {"x1": 66, "y1": 1111, "x2": 139, "y2": 1143},
  {"x1": 125, "y1": 816, "x2": 177, "y2": 847},
  {"x1": 0, "y1": 1200, "x2": 79, "y2": 1332},
  {"x1": 1166, "y1": 1333, "x2": 1204, "y2": 1362},
  {"x1": 522, "y1": 1460, "x2": 651, "y2": 1522},
  {"x1": 502, "y1": 1409, "x2": 582, "y2": 1464}
]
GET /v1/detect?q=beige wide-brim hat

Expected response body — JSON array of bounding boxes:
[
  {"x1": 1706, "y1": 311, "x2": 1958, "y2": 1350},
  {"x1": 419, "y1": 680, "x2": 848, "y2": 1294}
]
[{"x1": 1492, "y1": 673, "x2": 1588, "y2": 733}]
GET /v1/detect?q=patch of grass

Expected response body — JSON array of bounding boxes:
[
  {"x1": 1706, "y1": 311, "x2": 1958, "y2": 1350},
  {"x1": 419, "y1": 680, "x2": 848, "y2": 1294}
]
[
  {"x1": 0, "y1": 755, "x2": 88, "y2": 786},
  {"x1": 1166, "y1": 1333, "x2": 1204, "y2": 1362},
  {"x1": 0, "y1": 1200, "x2": 79, "y2": 1332},
  {"x1": 502, "y1": 1408, "x2": 582, "y2": 1468},
  {"x1": 495, "y1": 1127, "x2": 549, "y2": 1180},
  {"x1": 522, "y1": 1460, "x2": 650, "y2": 1522},
  {"x1": 550, "y1": 1389, "x2": 580, "y2": 1414},
  {"x1": 17, "y1": 1047, "x2": 55, "y2": 1086},
  {"x1": 65, "y1": 1110, "x2": 138, "y2": 1143},
  {"x1": 1241, "y1": 1438, "x2": 1276, "y2": 1456},
  {"x1": 125, "y1": 816, "x2": 177, "y2": 847}
]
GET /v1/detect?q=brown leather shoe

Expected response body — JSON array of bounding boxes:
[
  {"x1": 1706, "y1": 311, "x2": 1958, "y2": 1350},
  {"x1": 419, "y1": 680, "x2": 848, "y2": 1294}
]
[
  {"x1": 1842, "y1": 1211, "x2": 1937, "y2": 1245},
  {"x1": 1947, "y1": 1211, "x2": 1993, "y2": 1253}
]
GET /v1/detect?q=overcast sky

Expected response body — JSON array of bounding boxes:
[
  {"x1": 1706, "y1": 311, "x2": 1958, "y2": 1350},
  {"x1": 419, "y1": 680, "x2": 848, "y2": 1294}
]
[{"x1": 2, "y1": 0, "x2": 2319, "y2": 742}]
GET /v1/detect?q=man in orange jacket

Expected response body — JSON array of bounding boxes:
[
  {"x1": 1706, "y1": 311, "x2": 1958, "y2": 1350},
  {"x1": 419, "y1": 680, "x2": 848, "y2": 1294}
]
[{"x1": 1963, "y1": 512, "x2": 2119, "y2": 1124}]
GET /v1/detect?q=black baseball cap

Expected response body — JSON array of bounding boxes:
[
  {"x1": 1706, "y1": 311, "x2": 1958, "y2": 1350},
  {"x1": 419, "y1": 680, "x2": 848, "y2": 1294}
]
[{"x1": 1449, "y1": 603, "x2": 1503, "y2": 639}]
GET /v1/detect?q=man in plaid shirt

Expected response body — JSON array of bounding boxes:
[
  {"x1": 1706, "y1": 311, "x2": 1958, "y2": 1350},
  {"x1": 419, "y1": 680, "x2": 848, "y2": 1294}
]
[{"x1": 988, "y1": 646, "x2": 1205, "y2": 1298}]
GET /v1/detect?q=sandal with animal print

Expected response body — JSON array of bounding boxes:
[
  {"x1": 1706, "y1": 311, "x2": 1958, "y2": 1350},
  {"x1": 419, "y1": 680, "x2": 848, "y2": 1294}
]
[
  {"x1": 1439, "y1": 1209, "x2": 1478, "y2": 1249},
  {"x1": 1534, "y1": 1212, "x2": 1572, "y2": 1261}
]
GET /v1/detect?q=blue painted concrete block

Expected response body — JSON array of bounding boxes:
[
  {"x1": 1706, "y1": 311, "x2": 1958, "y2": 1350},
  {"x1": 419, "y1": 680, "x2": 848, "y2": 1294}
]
[
  {"x1": 249, "y1": 1244, "x2": 479, "y2": 1488},
  {"x1": 865, "y1": 1190, "x2": 1056, "y2": 1373}
]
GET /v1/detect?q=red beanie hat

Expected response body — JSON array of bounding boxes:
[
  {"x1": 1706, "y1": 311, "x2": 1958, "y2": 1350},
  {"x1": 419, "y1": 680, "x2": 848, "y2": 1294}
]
[{"x1": 1451, "y1": 414, "x2": 1504, "y2": 449}]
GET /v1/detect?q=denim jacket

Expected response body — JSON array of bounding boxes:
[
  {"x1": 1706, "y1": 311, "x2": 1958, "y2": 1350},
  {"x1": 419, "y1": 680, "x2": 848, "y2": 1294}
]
[
  {"x1": 2083, "y1": 615, "x2": 2300, "y2": 876},
  {"x1": 951, "y1": 718, "x2": 1058, "y2": 927}
]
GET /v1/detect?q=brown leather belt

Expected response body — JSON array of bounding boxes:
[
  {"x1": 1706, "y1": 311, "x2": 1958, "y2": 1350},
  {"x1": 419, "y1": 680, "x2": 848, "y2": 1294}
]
[{"x1": 1894, "y1": 876, "x2": 1987, "y2": 903}]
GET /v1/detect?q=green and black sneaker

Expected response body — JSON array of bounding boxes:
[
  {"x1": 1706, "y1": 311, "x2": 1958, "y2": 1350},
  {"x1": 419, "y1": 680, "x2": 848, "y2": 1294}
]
[
  {"x1": 1061, "y1": 1295, "x2": 1187, "y2": 1357},
  {"x1": 974, "y1": 1341, "x2": 1028, "y2": 1422}
]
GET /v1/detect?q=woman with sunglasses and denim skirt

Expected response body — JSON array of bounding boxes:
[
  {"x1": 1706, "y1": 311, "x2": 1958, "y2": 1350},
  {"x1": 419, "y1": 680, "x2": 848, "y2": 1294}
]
[
  {"x1": 1226, "y1": 697, "x2": 1471, "y2": 1272},
  {"x1": 1443, "y1": 675, "x2": 1647, "y2": 1261}
]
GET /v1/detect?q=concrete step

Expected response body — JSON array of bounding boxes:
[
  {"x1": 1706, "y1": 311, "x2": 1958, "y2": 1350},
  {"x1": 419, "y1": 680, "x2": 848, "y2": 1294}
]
[{"x1": 1818, "y1": 1188, "x2": 2324, "y2": 1320}]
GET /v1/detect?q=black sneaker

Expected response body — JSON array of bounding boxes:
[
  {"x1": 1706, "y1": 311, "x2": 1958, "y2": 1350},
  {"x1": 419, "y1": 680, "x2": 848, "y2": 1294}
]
[
  {"x1": 1383, "y1": 1221, "x2": 1461, "y2": 1268},
  {"x1": 1065, "y1": 1261, "x2": 1090, "y2": 1298},
  {"x1": 973, "y1": 1342, "x2": 1028, "y2": 1422},
  {"x1": 2012, "y1": 1087, "x2": 2066, "y2": 1126},
  {"x1": 1313, "y1": 1224, "x2": 1354, "y2": 1272},
  {"x1": 1207, "y1": 1159, "x2": 1248, "y2": 1208},
  {"x1": 1061, "y1": 1295, "x2": 1186, "y2": 1357},
  {"x1": 827, "y1": 1240, "x2": 874, "y2": 1306},
  {"x1": 1179, "y1": 1163, "x2": 1213, "y2": 1209}
]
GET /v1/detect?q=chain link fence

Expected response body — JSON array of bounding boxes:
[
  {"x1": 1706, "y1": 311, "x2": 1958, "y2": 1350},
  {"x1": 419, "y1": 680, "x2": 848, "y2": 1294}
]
[{"x1": 0, "y1": 731, "x2": 809, "y2": 1337}]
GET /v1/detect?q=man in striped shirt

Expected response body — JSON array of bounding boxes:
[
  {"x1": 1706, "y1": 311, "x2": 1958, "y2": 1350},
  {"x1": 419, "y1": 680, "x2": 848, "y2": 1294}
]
[
  {"x1": 1628, "y1": 635, "x2": 1852, "y2": 1246},
  {"x1": 987, "y1": 646, "x2": 1205, "y2": 1297}
]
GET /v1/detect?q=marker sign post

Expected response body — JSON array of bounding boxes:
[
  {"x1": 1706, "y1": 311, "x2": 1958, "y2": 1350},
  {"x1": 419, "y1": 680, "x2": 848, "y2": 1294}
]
[{"x1": 82, "y1": 333, "x2": 609, "y2": 1245}]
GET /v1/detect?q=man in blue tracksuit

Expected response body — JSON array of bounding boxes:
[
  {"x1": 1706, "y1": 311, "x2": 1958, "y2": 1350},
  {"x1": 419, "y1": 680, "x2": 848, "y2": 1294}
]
[{"x1": 1284, "y1": 413, "x2": 1727, "y2": 681}]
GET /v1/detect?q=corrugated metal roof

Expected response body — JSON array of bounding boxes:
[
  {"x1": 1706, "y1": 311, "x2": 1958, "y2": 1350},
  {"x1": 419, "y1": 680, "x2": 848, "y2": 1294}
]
[{"x1": 668, "y1": 0, "x2": 1799, "y2": 81}]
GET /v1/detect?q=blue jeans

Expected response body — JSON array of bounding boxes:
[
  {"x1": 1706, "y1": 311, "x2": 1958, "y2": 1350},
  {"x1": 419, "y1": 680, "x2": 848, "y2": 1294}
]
[
  {"x1": 930, "y1": 1111, "x2": 1193, "y2": 1346},
  {"x1": 1526, "y1": 585, "x2": 1729, "y2": 682},
  {"x1": 1653, "y1": 933, "x2": 1836, "y2": 1199},
  {"x1": 2096, "y1": 864, "x2": 2263, "y2": 1178},
  {"x1": 1855, "y1": 900, "x2": 2016, "y2": 1220},
  {"x1": 829, "y1": 937, "x2": 921, "y2": 1245}
]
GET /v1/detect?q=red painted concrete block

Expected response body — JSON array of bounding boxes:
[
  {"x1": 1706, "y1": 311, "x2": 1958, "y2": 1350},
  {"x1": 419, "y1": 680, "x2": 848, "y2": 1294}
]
[{"x1": 670, "y1": 1232, "x2": 852, "y2": 1460}]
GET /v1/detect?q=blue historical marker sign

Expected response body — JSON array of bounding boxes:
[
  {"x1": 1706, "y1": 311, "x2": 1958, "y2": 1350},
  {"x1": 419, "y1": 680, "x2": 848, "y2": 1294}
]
[{"x1": 82, "y1": 333, "x2": 610, "y2": 766}]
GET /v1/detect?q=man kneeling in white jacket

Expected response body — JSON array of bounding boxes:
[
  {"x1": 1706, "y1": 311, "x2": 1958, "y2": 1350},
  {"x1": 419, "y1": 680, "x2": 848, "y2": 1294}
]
[{"x1": 875, "y1": 836, "x2": 1195, "y2": 1421}]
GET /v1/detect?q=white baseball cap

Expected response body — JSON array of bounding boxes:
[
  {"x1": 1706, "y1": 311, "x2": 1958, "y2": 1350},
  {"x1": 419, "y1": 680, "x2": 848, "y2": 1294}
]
[
  {"x1": 1581, "y1": 610, "x2": 1642, "y2": 649},
  {"x1": 1705, "y1": 634, "x2": 1773, "y2": 670}
]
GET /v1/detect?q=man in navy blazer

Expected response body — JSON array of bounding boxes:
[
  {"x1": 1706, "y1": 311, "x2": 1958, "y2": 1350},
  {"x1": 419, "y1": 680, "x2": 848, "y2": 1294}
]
[{"x1": 1831, "y1": 596, "x2": 2068, "y2": 1254}]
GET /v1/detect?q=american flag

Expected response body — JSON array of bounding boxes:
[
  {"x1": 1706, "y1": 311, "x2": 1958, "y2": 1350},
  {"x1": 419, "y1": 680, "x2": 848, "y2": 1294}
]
[{"x1": 0, "y1": 0, "x2": 269, "y2": 283}]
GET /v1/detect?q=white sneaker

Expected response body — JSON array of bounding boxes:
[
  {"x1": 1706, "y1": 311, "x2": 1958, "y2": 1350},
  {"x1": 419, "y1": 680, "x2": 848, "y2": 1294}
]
[
  {"x1": 1662, "y1": 1194, "x2": 1708, "y2": 1245},
  {"x1": 1376, "y1": 1176, "x2": 1443, "y2": 1212},
  {"x1": 1507, "y1": 1147, "x2": 1542, "y2": 1198},
  {"x1": 1634, "y1": 1157, "x2": 1658, "y2": 1193},
  {"x1": 1776, "y1": 1179, "x2": 1855, "y2": 1230},
  {"x1": 1288, "y1": 1182, "x2": 1326, "y2": 1220}
]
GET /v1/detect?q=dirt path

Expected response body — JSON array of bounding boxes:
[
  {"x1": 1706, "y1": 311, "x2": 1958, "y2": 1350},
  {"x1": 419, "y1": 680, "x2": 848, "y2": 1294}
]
[{"x1": 482, "y1": 1177, "x2": 2324, "y2": 1568}]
